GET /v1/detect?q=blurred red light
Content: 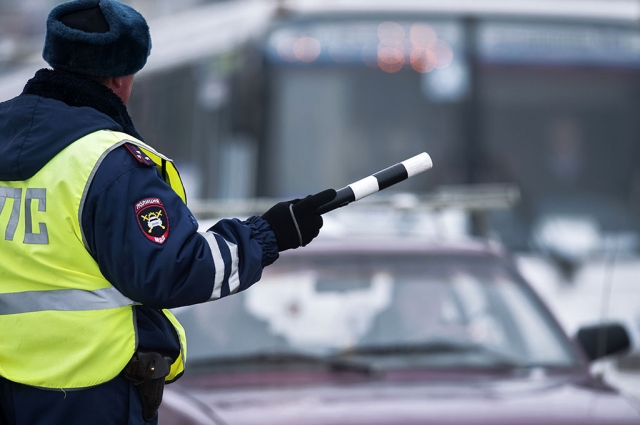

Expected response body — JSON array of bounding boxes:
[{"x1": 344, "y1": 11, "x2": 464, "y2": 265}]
[
  {"x1": 378, "y1": 46, "x2": 405, "y2": 73},
  {"x1": 293, "y1": 37, "x2": 322, "y2": 63}
]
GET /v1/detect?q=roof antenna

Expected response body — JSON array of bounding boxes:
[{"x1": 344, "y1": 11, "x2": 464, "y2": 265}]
[{"x1": 593, "y1": 236, "x2": 619, "y2": 380}]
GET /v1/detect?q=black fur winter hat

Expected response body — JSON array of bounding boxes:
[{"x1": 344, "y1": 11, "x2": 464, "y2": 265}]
[{"x1": 43, "y1": 0, "x2": 151, "y2": 78}]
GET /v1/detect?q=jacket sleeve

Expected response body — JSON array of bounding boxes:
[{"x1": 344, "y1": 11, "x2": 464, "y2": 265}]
[{"x1": 81, "y1": 146, "x2": 279, "y2": 309}]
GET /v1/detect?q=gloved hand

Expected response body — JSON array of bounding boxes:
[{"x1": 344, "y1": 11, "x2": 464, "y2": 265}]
[{"x1": 262, "y1": 189, "x2": 336, "y2": 252}]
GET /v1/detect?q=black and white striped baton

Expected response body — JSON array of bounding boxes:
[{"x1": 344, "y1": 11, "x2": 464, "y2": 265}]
[{"x1": 316, "y1": 152, "x2": 433, "y2": 215}]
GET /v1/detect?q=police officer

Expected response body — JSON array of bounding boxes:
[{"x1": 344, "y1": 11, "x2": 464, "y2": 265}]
[{"x1": 0, "y1": 1, "x2": 335, "y2": 424}]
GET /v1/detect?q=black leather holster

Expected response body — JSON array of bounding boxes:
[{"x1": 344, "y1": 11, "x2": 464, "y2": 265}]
[{"x1": 122, "y1": 351, "x2": 173, "y2": 422}]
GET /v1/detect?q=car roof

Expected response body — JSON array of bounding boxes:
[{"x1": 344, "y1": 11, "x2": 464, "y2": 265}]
[{"x1": 279, "y1": 236, "x2": 508, "y2": 260}]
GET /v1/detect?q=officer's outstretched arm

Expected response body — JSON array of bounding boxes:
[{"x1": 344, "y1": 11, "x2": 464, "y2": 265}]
[{"x1": 83, "y1": 147, "x2": 279, "y2": 309}]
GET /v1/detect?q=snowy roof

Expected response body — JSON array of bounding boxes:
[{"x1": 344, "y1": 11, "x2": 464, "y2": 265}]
[
  {"x1": 280, "y1": 0, "x2": 640, "y2": 23},
  {"x1": 0, "y1": 0, "x2": 275, "y2": 100},
  {"x1": 140, "y1": 0, "x2": 275, "y2": 75}
]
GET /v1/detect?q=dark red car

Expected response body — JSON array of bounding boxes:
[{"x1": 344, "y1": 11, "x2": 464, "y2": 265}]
[{"x1": 159, "y1": 238, "x2": 639, "y2": 425}]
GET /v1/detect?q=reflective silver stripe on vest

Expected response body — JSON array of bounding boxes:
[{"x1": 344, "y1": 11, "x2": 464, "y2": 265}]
[
  {"x1": 79, "y1": 140, "x2": 128, "y2": 255},
  {"x1": 0, "y1": 287, "x2": 137, "y2": 315}
]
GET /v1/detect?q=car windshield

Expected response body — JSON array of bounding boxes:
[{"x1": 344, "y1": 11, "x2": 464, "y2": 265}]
[{"x1": 174, "y1": 252, "x2": 578, "y2": 370}]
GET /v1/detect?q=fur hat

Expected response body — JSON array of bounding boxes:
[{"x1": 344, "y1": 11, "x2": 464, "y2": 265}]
[{"x1": 43, "y1": 0, "x2": 151, "y2": 78}]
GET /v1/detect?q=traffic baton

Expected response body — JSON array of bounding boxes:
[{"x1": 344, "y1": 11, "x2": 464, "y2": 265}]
[{"x1": 317, "y1": 152, "x2": 433, "y2": 215}]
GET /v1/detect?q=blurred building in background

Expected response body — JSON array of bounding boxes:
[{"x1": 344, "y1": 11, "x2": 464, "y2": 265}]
[
  {"x1": 126, "y1": 0, "x2": 640, "y2": 266},
  {"x1": 2, "y1": 0, "x2": 640, "y2": 395}
]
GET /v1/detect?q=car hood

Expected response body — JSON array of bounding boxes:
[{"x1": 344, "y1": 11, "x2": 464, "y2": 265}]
[{"x1": 161, "y1": 370, "x2": 640, "y2": 425}]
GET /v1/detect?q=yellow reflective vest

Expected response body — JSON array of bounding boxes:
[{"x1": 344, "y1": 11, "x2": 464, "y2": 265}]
[{"x1": 0, "y1": 130, "x2": 187, "y2": 389}]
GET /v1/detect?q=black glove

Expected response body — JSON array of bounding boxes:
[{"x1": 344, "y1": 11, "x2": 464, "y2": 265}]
[{"x1": 262, "y1": 189, "x2": 336, "y2": 252}]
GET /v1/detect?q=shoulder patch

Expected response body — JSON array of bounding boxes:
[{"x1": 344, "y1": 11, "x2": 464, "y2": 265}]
[
  {"x1": 135, "y1": 198, "x2": 170, "y2": 244},
  {"x1": 124, "y1": 143, "x2": 154, "y2": 166}
]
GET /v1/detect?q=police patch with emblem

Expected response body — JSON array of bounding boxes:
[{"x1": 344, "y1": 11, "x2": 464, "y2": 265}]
[{"x1": 135, "y1": 198, "x2": 169, "y2": 244}]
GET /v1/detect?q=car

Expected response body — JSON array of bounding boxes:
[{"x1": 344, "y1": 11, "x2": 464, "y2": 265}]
[{"x1": 159, "y1": 235, "x2": 639, "y2": 425}]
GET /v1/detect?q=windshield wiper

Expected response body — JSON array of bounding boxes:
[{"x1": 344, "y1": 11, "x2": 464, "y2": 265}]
[
  {"x1": 338, "y1": 341, "x2": 525, "y2": 368},
  {"x1": 191, "y1": 351, "x2": 377, "y2": 375}
]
